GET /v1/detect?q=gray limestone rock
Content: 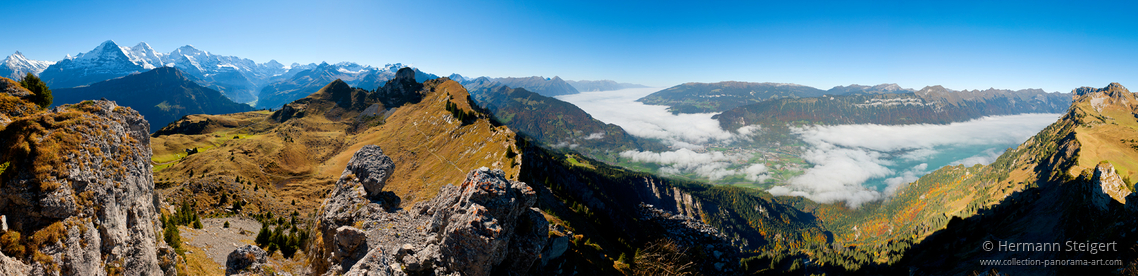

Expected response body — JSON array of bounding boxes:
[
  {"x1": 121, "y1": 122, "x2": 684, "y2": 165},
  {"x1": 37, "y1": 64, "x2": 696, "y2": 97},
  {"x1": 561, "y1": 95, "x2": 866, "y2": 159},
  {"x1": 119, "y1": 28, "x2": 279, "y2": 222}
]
[
  {"x1": 343, "y1": 145, "x2": 396, "y2": 198},
  {"x1": 0, "y1": 100, "x2": 163, "y2": 275},
  {"x1": 226, "y1": 245, "x2": 268, "y2": 275},
  {"x1": 314, "y1": 147, "x2": 548, "y2": 276}
]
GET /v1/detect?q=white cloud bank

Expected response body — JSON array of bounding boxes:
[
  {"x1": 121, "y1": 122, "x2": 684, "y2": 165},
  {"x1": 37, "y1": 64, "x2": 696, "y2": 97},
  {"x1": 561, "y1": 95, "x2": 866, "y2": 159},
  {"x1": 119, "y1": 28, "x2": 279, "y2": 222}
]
[
  {"x1": 771, "y1": 113, "x2": 1061, "y2": 208},
  {"x1": 559, "y1": 88, "x2": 768, "y2": 180},
  {"x1": 557, "y1": 88, "x2": 756, "y2": 146},
  {"x1": 619, "y1": 149, "x2": 771, "y2": 181}
]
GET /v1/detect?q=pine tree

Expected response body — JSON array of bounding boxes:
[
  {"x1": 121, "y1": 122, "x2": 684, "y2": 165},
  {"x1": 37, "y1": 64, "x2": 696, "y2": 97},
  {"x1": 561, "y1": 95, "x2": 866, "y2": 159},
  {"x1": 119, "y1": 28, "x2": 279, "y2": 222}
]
[
  {"x1": 18, "y1": 73, "x2": 51, "y2": 108},
  {"x1": 255, "y1": 225, "x2": 271, "y2": 247}
]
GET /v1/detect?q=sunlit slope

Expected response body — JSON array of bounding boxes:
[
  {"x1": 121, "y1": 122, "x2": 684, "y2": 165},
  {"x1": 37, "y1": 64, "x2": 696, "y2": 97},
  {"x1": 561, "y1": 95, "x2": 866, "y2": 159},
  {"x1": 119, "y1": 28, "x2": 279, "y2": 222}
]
[
  {"x1": 316, "y1": 79, "x2": 520, "y2": 203},
  {"x1": 151, "y1": 75, "x2": 519, "y2": 217}
]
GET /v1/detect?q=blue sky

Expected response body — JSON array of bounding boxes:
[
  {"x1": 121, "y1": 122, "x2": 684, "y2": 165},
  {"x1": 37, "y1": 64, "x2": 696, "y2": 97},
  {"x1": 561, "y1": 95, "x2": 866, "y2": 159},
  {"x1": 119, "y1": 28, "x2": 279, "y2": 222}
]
[{"x1": 2, "y1": 0, "x2": 1135, "y2": 92}]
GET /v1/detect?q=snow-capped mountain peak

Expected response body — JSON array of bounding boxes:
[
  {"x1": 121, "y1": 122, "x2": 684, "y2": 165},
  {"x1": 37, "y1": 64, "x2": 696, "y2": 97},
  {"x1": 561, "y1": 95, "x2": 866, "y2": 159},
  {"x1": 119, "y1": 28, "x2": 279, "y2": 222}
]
[
  {"x1": 0, "y1": 51, "x2": 56, "y2": 79},
  {"x1": 75, "y1": 40, "x2": 124, "y2": 61},
  {"x1": 171, "y1": 45, "x2": 206, "y2": 57},
  {"x1": 125, "y1": 42, "x2": 165, "y2": 70}
]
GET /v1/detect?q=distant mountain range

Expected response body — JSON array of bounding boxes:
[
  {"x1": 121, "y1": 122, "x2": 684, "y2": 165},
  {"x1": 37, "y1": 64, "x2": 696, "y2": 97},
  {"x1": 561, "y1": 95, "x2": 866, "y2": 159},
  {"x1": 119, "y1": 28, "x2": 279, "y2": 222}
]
[
  {"x1": 0, "y1": 51, "x2": 55, "y2": 80},
  {"x1": 826, "y1": 83, "x2": 915, "y2": 95},
  {"x1": 638, "y1": 81, "x2": 1068, "y2": 116},
  {"x1": 715, "y1": 85, "x2": 1071, "y2": 130},
  {"x1": 17, "y1": 40, "x2": 655, "y2": 109},
  {"x1": 565, "y1": 79, "x2": 648, "y2": 92},
  {"x1": 453, "y1": 75, "x2": 579, "y2": 97},
  {"x1": 53, "y1": 67, "x2": 254, "y2": 131},
  {"x1": 254, "y1": 62, "x2": 437, "y2": 109},
  {"x1": 20, "y1": 40, "x2": 440, "y2": 106},
  {"x1": 638, "y1": 81, "x2": 831, "y2": 114},
  {"x1": 35, "y1": 40, "x2": 308, "y2": 103}
]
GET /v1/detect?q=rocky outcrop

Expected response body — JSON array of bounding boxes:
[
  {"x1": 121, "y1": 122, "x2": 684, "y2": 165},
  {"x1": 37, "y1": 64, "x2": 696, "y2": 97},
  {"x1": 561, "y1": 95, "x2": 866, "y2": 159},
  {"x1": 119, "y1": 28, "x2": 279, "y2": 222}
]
[
  {"x1": 226, "y1": 245, "x2": 268, "y2": 275},
  {"x1": 0, "y1": 99, "x2": 164, "y2": 275},
  {"x1": 372, "y1": 68, "x2": 426, "y2": 108},
  {"x1": 1088, "y1": 162, "x2": 1130, "y2": 211},
  {"x1": 0, "y1": 77, "x2": 38, "y2": 127},
  {"x1": 313, "y1": 145, "x2": 549, "y2": 276}
]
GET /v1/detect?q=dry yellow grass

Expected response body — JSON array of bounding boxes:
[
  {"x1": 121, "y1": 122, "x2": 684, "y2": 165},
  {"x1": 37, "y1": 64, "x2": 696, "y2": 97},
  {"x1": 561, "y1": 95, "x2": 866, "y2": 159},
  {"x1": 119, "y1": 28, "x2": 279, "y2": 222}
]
[
  {"x1": 152, "y1": 79, "x2": 520, "y2": 219},
  {"x1": 180, "y1": 236, "x2": 224, "y2": 276},
  {"x1": 1066, "y1": 88, "x2": 1138, "y2": 185}
]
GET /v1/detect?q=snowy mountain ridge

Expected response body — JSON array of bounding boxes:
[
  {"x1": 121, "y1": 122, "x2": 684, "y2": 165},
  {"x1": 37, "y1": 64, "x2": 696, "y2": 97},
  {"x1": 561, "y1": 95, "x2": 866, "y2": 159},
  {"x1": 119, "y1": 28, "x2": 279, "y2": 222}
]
[{"x1": 0, "y1": 51, "x2": 55, "y2": 79}]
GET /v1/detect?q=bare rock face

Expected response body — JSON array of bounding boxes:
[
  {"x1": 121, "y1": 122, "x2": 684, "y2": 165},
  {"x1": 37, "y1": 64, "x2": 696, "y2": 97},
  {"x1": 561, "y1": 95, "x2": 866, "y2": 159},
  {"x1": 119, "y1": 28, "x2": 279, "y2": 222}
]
[
  {"x1": 225, "y1": 245, "x2": 268, "y2": 275},
  {"x1": 313, "y1": 146, "x2": 548, "y2": 276},
  {"x1": 0, "y1": 100, "x2": 163, "y2": 275}
]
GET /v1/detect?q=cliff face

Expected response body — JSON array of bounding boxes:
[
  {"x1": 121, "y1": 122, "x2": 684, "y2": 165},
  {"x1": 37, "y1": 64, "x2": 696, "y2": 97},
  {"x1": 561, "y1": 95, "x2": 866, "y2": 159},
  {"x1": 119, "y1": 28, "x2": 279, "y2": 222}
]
[
  {"x1": 312, "y1": 145, "x2": 548, "y2": 276},
  {"x1": 0, "y1": 95, "x2": 167, "y2": 275}
]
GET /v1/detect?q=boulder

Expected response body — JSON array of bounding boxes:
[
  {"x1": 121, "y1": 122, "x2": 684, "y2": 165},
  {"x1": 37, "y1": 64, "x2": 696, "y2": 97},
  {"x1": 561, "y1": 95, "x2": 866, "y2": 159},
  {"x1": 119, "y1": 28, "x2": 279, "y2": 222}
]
[
  {"x1": 336, "y1": 226, "x2": 368, "y2": 254},
  {"x1": 226, "y1": 245, "x2": 268, "y2": 275},
  {"x1": 343, "y1": 145, "x2": 395, "y2": 197}
]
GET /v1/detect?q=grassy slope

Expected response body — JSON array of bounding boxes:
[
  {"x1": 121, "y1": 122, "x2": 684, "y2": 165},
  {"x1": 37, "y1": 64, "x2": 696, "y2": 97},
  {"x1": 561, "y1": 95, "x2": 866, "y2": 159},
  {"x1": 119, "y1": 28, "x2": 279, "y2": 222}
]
[{"x1": 152, "y1": 78, "x2": 518, "y2": 222}]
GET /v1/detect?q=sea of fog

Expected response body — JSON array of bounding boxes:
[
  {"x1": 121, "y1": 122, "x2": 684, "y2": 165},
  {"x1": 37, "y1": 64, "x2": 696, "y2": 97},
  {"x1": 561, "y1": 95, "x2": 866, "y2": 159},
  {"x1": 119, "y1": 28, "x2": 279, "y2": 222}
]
[{"x1": 557, "y1": 88, "x2": 1061, "y2": 207}]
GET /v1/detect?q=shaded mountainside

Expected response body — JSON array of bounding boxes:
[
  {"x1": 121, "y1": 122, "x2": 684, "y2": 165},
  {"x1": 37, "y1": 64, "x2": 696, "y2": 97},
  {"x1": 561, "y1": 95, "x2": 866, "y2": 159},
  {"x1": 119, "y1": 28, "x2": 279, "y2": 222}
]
[
  {"x1": 565, "y1": 79, "x2": 647, "y2": 92},
  {"x1": 0, "y1": 88, "x2": 176, "y2": 274},
  {"x1": 638, "y1": 81, "x2": 828, "y2": 114},
  {"x1": 469, "y1": 85, "x2": 666, "y2": 156},
  {"x1": 715, "y1": 86, "x2": 1071, "y2": 131},
  {"x1": 52, "y1": 67, "x2": 254, "y2": 132}
]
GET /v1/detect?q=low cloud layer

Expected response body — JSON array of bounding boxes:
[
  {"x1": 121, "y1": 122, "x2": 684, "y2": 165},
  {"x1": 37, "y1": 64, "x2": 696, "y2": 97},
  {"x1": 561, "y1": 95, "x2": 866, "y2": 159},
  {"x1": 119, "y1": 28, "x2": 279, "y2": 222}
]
[
  {"x1": 560, "y1": 88, "x2": 768, "y2": 180},
  {"x1": 620, "y1": 149, "x2": 770, "y2": 181},
  {"x1": 771, "y1": 113, "x2": 1061, "y2": 208},
  {"x1": 557, "y1": 88, "x2": 754, "y2": 145},
  {"x1": 949, "y1": 148, "x2": 1003, "y2": 167}
]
